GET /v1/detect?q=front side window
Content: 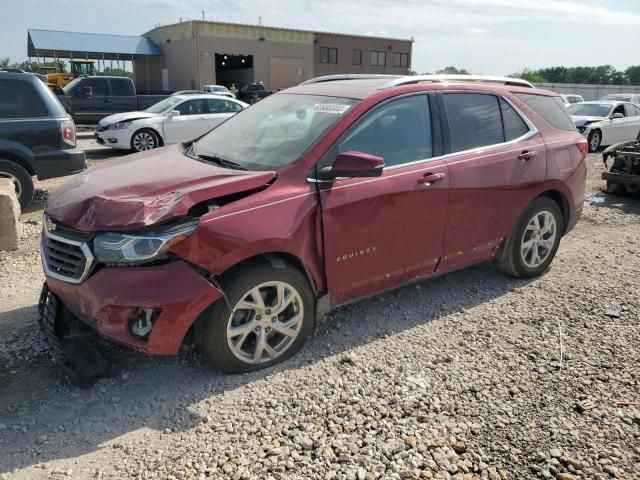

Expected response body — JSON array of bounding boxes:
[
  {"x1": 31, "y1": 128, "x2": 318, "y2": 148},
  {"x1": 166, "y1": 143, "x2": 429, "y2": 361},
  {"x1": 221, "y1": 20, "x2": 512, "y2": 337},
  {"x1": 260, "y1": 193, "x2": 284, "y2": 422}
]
[
  {"x1": 0, "y1": 79, "x2": 48, "y2": 119},
  {"x1": 176, "y1": 99, "x2": 205, "y2": 115},
  {"x1": 339, "y1": 95, "x2": 432, "y2": 168},
  {"x1": 319, "y1": 47, "x2": 338, "y2": 64},
  {"x1": 194, "y1": 94, "x2": 359, "y2": 171},
  {"x1": 370, "y1": 51, "x2": 386, "y2": 66},
  {"x1": 83, "y1": 78, "x2": 108, "y2": 96},
  {"x1": 444, "y1": 93, "x2": 503, "y2": 153},
  {"x1": 623, "y1": 104, "x2": 636, "y2": 117}
]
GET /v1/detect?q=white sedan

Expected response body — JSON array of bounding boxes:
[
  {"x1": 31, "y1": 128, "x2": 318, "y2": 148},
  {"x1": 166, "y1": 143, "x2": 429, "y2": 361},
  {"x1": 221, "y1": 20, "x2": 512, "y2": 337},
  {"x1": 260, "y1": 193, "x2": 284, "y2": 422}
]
[
  {"x1": 568, "y1": 100, "x2": 640, "y2": 152},
  {"x1": 95, "y1": 94, "x2": 248, "y2": 152}
]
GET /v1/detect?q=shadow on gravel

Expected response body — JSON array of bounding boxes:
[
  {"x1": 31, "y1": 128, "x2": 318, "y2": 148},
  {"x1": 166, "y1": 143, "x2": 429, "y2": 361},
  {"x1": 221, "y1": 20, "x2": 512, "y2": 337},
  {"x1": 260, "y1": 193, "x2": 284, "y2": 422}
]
[
  {"x1": 0, "y1": 262, "x2": 533, "y2": 473},
  {"x1": 587, "y1": 191, "x2": 640, "y2": 215}
]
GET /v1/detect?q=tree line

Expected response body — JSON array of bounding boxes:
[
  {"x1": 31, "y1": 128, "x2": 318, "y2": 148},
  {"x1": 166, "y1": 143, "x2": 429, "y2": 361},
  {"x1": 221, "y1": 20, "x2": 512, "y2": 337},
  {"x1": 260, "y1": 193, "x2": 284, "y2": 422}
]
[{"x1": 412, "y1": 65, "x2": 640, "y2": 86}]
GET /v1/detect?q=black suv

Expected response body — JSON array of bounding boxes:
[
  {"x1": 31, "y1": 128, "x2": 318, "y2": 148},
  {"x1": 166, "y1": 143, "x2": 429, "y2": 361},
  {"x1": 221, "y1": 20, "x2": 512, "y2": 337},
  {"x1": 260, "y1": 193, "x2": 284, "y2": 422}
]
[{"x1": 0, "y1": 71, "x2": 85, "y2": 208}]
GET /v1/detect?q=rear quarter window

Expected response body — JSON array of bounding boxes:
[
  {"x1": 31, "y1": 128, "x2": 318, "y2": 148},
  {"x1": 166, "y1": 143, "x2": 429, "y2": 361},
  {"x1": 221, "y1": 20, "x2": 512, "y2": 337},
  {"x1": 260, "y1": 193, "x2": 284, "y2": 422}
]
[
  {"x1": 110, "y1": 79, "x2": 134, "y2": 96},
  {"x1": 0, "y1": 79, "x2": 49, "y2": 119},
  {"x1": 514, "y1": 93, "x2": 576, "y2": 131}
]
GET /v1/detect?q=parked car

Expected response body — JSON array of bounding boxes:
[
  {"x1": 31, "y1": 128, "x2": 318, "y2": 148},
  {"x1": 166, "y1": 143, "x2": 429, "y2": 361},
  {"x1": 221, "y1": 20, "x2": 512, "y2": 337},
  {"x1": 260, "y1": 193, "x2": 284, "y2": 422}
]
[
  {"x1": 560, "y1": 94, "x2": 584, "y2": 107},
  {"x1": 40, "y1": 75, "x2": 587, "y2": 374},
  {"x1": 238, "y1": 83, "x2": 273, "y2": 103},
  {"x1": 95, "y1": 94, "x2": 248, "y2": 152},
  {"x1": 0, "y1": 71, "x2": 85, "y2": 208},
  {"x1": 600, "y1": 93, "x2": 640, "y2": 106},
  {"x1": 202, "y1": 85, "x2": 235, "y2": 98},
  {"x1": 57, "y1": 76, "x2": 169, "y2": 124},
  {"x1": 568, "y1": 100, "x2": 640, "y2": 152}
]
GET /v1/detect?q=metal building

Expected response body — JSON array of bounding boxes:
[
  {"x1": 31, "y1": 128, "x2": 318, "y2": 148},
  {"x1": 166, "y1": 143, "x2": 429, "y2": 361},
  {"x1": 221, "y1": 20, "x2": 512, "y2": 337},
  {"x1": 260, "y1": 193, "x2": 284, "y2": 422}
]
[{"x1": 138, "y1": 21, "x2": 413, "y2": 92}]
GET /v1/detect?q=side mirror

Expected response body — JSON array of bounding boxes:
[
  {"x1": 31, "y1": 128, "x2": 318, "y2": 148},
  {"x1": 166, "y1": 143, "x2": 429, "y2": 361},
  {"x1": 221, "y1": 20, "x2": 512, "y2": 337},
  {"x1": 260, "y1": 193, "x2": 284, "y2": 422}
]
[
  {"x1": 167, "y1": 110, "x2": 180, "y2": 118},
  {"x1": 317, "y1": 151, "x2": 384, "y2": 181},
  {"x1": 77, "y1": 86, "x2": 92, "y2": 98},
  {"x1": 610, "y1": 112, "x2": 624, "y2": 120}
]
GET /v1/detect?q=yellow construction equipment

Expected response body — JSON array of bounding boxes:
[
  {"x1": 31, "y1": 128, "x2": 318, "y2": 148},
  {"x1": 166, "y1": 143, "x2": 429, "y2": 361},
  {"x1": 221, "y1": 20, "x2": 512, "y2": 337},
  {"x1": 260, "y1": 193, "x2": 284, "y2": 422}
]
[{"x1": 45, "y1": 60, "x2": 96, "y2": 88}]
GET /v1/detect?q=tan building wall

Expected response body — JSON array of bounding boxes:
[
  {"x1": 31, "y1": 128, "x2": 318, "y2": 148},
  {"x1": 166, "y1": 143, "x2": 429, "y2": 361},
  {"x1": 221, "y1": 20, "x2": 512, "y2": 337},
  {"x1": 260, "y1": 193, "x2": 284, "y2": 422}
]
[
  {"x1": 313, "y1": 33, "x2": 412, "y2": 77},
  {"x1": 137, "y1": 22, "x2": 414, "y2": 92}
]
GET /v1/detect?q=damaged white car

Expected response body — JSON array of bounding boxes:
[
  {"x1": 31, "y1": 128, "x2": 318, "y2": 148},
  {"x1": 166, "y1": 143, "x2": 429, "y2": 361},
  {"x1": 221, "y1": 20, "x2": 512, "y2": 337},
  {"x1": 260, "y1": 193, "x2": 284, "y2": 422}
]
[
  {"x1": 568, "y1": 100, "x2": 640, "y2": 152},
  {"x1": 95, "y1": 94, "x2": 248, "y2": 152}
]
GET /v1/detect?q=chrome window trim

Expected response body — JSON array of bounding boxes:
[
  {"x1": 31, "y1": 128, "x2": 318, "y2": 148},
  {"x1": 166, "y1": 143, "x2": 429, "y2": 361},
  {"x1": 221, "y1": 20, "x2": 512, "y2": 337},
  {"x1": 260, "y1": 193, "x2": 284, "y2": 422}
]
[
  {"x1": 41, "y1": 228, "x2": 94, "y2": 284},
  {"x1": 307, "y1": 92, "x2": 539, "y2": 179}
]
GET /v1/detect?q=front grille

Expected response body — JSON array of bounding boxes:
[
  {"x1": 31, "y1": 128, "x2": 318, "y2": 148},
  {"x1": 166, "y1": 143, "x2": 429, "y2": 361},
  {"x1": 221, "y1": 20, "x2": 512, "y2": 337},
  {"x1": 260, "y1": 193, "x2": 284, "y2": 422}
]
[{"x1": 41, "y1": 228, "x2": 94, "y2": 284}]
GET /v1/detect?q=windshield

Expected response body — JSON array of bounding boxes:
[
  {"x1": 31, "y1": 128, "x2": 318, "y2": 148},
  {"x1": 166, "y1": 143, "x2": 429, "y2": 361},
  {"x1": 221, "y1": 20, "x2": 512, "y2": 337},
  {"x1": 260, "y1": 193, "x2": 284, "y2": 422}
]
[
  {"x1": 145, "y1": 97, "x2": 182, "y2": 114},
  {"x1": 62, "y1": 77, "x2": 83, "y2": 95},
  {"x1": 211, "y1": 86, "x2": 228, "y2": 92},
  {"x1": 568, "y1": 103, "x2": 612, "y2": 117},
  {"x1": 193, "y1": 93, "x2": 359, "y2": 171}
]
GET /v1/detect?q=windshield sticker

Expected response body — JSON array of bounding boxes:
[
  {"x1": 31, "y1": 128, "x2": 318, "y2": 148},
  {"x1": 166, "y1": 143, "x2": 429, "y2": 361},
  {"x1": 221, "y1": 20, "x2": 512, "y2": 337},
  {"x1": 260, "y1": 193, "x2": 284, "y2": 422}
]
[{"x1": 312, "y1": 104, "x2": 351, "y2": 115}]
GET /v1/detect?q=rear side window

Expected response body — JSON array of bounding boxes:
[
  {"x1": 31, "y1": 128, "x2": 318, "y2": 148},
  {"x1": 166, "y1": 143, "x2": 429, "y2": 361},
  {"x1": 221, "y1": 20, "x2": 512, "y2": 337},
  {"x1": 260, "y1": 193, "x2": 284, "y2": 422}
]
[
  {"x1": 515, "y1": 93, "x2": 575, "y2": 131},
  {"x1": 444, "y1": 93, "x2": 503, "y2": 152},
  {"x1": 0, "y1": 79, "x2": 48, "y2": 119},
  {"x1": 109, "y1": 79, "x2": 133, "y2": 96},
  {"x1": 500, "y1": 99, "x2": 529, "y2": 141}
]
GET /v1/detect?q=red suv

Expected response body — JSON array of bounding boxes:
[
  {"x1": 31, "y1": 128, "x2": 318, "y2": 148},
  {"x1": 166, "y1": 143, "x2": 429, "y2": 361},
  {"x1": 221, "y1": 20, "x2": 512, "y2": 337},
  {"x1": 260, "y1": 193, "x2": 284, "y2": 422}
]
[{"x1": 40, "y1": 75, "x2": 587, "y2": 373}]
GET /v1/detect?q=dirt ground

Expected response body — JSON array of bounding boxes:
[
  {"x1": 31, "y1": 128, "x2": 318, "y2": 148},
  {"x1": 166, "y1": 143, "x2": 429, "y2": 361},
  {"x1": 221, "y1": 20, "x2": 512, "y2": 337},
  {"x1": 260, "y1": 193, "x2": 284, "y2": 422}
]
[{"x1": 0, "y1": 137, "x2": 638, "y2": 480}]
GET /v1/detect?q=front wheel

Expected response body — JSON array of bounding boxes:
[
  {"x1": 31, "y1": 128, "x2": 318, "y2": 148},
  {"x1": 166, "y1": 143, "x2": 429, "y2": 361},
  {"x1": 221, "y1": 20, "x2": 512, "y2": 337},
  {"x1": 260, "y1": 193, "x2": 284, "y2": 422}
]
[
  {"x1": 196, "y1": 263, "x2": 315, "y2": 373},
  {"x1": 0, "y1": 160, "x2": 34, "y2": 209},
  {"x1": 131, "y1": 129, "x2": 159, "y2": 152},
  {"x1": 588, "y1": 130, "x2": 601, "y2": 152},
  {"x1": 498, "y1": 197, "x2": 563, "y2": 278}
]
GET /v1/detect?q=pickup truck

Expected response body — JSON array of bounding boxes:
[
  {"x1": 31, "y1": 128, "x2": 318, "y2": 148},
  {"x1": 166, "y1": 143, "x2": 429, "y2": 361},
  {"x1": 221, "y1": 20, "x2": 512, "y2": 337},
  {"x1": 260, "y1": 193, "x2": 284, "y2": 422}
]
[
  {"x1": 238, "y1": 83, "x2": 273, "y2": 104},
  {"x1": 57, "y1": 76, "x2": 168, "y2": 124}
]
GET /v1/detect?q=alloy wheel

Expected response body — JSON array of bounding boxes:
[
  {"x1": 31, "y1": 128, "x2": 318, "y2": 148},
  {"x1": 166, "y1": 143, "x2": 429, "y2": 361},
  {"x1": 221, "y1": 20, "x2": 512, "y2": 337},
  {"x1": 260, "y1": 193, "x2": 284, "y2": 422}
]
[
  {"x1": 520, "y1": 211, "x2": 557, "y2": 268},
  {"x1": 226, "y1": 281, "x2": 304, "y2": 364},
  {"x1": 589, "y1": 131, "x2": 601, "y2": 152},
  {"x1": 132, "y1": 132, "x2": 156, "y2": 151},
  {"x1": 0, "y1": 172, "x2": 22, "y2": 198}
]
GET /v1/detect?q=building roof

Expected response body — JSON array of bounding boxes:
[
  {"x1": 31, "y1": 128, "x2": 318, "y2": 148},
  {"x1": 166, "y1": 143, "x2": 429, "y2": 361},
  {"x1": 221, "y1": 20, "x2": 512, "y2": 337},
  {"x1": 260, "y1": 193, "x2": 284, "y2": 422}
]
[
  {"x1": 28, "y1": 29, "x2": 162, "y2": 59},
  {"x1": 144, "y1": 20, "x2": 413, "y2": 44}
]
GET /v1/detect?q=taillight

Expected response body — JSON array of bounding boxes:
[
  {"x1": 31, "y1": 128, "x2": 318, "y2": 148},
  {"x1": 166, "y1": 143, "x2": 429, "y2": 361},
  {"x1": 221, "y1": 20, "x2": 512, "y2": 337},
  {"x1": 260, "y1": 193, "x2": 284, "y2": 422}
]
[
  {"x1": 61, "y1": 119, "x2": 76, "y2": 147},
  {"x1": 577, "y1": 138, "x2": 588, "y2": 158}
]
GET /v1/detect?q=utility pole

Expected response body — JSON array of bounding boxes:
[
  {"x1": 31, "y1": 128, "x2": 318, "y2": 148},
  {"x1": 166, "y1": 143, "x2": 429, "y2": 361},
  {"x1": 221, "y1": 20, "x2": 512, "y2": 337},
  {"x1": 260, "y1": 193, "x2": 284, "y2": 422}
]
[
  {"x1": 259, "y1": 16, "x2": 262, "y2": 26},
  {"x1": 202, "y1": 10, "x2": 205, "y2": 21}
]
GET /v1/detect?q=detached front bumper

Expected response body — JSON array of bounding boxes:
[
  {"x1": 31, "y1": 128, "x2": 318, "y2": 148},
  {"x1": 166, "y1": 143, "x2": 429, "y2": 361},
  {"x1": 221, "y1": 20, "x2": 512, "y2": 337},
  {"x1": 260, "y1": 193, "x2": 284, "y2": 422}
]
[
  {"x1": 45, "y1": 261, "x2": 224, "y2": 355},
  {"x1": 95, "y1": 129, "x2": 133, "y2": 150}
]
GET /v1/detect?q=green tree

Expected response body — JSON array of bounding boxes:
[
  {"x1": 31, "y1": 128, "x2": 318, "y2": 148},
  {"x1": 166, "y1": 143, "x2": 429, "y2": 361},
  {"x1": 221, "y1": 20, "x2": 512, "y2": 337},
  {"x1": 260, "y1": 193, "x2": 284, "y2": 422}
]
[
  {"x1": 0, "y1": 58, "x2": 10, "y2": 69},
  {"x1": 625, "y1": 65, "x2": 640, "y2": 85},
  {"x1": 436, "y1": 66, "x2": 470, "y2": 75},
  {"x1": 513, "y1": 68, "x2": 546, "y2": 83}
]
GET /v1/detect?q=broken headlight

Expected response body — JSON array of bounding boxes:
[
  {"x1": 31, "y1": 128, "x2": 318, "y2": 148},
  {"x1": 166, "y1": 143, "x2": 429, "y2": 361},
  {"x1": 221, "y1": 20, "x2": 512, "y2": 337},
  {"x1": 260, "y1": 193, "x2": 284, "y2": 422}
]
[{"x1": 93, "y1": 220, "x2": 198, "y2": 265}]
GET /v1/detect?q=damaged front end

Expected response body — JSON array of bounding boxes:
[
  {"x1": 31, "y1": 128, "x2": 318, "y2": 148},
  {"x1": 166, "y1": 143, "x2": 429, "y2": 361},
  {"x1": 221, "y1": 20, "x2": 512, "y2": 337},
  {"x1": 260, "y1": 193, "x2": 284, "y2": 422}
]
[{"x1": 602, "y1": 140, "x2": 640, "y2": 194}]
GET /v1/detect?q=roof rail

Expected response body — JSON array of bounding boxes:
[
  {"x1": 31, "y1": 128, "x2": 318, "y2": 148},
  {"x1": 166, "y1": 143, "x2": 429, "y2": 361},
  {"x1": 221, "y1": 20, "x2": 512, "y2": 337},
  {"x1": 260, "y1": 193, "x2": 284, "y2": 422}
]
[
  {"x1": 378, "y1": 75, "x2": 534, "y2": 90},
  {"x1": 299, "y1": 74, "x2": 401, "y2": 86}
]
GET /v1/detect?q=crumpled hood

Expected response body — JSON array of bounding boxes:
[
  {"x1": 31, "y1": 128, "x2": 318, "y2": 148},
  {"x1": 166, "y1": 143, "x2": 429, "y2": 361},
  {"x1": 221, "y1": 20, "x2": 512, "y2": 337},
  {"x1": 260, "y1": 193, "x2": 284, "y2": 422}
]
[
  {"x1": 98, "y1": 111, "x2": 161, "y2": 127},
  {"x1": 572, "y1": 116, "x2": 605, "y2": 127},
  {"x1": 45, "y1": 144, "x2": 276, "y2": 231}
]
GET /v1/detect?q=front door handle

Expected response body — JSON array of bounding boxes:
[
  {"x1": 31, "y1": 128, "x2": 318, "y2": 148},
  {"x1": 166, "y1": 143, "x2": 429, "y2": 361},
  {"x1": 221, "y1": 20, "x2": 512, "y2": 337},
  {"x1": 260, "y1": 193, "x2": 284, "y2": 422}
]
[
  {"x1": 417, "y1": 172, "x2": 447, "y2": 185},
  {"x1": 518, "y1": 150, "x2": 538, "y2": 161}
]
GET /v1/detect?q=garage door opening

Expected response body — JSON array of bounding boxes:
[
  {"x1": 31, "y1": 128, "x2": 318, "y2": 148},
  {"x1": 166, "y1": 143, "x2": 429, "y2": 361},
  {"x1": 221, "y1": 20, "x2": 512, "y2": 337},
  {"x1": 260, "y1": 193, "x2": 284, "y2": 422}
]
[{"x1": 215, "y1": 54, "x2": 254, "y2": 90}]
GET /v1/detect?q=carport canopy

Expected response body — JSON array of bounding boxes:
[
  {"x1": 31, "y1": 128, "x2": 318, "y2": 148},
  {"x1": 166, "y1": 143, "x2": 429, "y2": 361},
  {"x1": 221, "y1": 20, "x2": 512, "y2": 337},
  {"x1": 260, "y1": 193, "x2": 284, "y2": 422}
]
[{"x1": 27, "y1": 29, "x2": 162, "y2": 60}]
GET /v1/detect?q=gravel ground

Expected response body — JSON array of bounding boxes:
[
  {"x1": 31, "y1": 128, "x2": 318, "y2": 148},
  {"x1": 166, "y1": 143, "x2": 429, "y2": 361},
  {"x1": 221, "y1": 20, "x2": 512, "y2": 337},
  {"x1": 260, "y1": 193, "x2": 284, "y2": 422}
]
[{"x1": 0, "y1": 142, "x2": 638, "y2": 480}]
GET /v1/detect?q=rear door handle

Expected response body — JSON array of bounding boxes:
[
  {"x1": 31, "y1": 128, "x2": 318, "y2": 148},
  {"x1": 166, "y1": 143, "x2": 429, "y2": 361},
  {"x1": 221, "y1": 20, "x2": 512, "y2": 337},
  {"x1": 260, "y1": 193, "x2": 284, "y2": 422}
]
[
  {"x1": 417, "y1": 172, "x2": 447, "y2": 185},
  {"x1": 518, "y1": 150, "x2": 538, "y2": 161}
]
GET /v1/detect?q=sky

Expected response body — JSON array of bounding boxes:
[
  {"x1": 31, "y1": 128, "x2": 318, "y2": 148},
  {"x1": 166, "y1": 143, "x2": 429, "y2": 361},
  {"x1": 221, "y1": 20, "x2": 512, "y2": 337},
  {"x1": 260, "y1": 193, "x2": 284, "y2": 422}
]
[{"x1": 3, "y1": 0, "x2": 640, "y2": 75}]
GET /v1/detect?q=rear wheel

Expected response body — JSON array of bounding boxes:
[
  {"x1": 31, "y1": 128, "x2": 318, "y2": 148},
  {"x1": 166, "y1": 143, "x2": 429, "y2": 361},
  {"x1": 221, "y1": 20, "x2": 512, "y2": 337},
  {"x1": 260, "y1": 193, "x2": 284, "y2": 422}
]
[
  {"x1": 131, "y1": 129, "x2": 159, "y2": 152},
  {"x1": 0, "y1": 160, "x2": 34, "y2": 209},
  {"x1": 588, "y1": 129, "x2": 601, "y2": 152},
  {"x1": 196, "y1": 263, "x2": 315, "y2": 373},
  {"x1": 498, "y1": 197, "x2": 563, "y2": 278}
]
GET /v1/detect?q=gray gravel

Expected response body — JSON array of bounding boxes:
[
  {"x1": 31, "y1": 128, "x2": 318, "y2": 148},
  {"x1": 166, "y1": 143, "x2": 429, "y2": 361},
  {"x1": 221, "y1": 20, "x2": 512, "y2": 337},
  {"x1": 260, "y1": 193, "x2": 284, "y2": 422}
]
[{"x1": 0, "y1": 147, "x2": 639, "y2": 479}]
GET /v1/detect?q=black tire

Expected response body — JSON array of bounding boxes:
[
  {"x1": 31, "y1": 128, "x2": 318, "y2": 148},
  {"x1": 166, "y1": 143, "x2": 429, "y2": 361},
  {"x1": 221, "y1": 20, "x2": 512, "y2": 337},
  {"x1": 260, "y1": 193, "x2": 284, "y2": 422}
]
[
  {"x1": 196, "y1": 262, "x2": 315, "y2": 373},
  {"x1": 0, "y1": 160, "x2": 34, "y2": 209},
  {"x1": 498, "y1": 197, "x2": 563, "y2": 279},
  {"x1": 130, "y1": 129, "x2": 160, "y2": 152},
  {"x1": 588, "y1": 129, "x2": 601, "y2": 153}
]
